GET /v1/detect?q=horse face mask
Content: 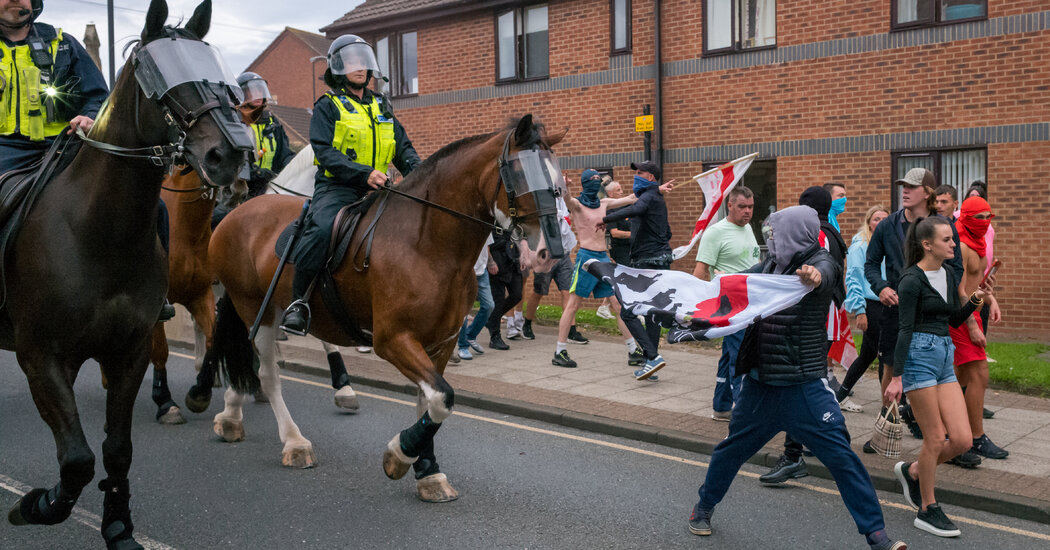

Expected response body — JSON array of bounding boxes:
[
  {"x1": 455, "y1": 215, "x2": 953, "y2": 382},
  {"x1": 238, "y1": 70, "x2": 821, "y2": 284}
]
[
  {"x1": 498, "y1": 141, "x2": 565, "y2": 259},
  {"x1": 134, "y1": 38, "x2": 254, "y2": 159}
]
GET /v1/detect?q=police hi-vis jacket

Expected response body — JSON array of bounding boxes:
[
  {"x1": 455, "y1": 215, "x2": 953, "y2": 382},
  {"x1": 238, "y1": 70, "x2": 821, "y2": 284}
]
[
  {"x1": 310, "y1": 88, "x2": 420, "y2": 191},
  {"x1": 0, "y1": 23, "x2": 108, "y2": 142}
]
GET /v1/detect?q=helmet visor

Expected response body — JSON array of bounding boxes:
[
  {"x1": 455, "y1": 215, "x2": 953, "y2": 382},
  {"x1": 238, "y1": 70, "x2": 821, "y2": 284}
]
[
  {"x1": 329, "y1": 42, "x2": 379, "y2": 75},
  {"x1": 240, "y1": 79, "x2": 272, "y2": 103},
  {"x1": 135, "y1": 39, "x2": 241, "y2": 102}
]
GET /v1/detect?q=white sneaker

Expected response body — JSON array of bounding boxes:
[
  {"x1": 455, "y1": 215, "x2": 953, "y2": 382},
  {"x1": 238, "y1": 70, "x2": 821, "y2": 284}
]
[
  {"x1": 595, "y1": 304, "x2": 614, "y2": 319},
  {"x1": 839, "y1": 397, "x2": 863, "y2": 413},
  {"x1": 356, "y1": 346, "x2": 372, "y2": 354}
]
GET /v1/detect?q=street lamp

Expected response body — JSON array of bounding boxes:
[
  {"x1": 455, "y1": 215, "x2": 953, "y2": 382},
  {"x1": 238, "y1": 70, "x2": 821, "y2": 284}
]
[{"x1": 309, "y1": 55, "x2": 326, "y2": 101}]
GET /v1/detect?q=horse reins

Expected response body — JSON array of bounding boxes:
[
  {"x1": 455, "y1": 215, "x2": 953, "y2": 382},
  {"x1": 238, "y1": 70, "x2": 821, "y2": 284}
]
[{"x1": 379, "y1": 183, "x2": 505, "y2": 234}]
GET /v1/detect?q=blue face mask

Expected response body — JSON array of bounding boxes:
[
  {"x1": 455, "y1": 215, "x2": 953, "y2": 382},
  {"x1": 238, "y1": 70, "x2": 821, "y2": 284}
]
[
  {"x1": 828, "y1": 197, "x2": 847, "y2": 232},
  {"x1": 578, "y1": 178, "x2": 602, "y2": 209},
  {"x1": 633, "y1": 174, "x2": 655, "y2": 195}
]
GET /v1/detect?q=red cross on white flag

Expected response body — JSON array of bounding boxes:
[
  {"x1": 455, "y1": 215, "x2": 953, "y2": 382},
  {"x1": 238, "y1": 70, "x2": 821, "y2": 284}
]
[{"x1": 672, "y1": 152, "x2": 758, "y2": 260}]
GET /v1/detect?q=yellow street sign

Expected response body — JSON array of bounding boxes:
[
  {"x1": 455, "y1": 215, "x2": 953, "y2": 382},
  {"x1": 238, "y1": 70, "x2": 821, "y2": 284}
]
[{"x1": 635, "y1": 115, "x2": 653, "y2": 133}]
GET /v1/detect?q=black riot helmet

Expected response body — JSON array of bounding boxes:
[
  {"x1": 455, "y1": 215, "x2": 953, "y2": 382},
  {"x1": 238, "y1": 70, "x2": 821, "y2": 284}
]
[
  {"x1": 32, "y1": 0, "x2": 42, "y2": 19},
  {"x1": 323, "y1": 34, "x2": 380, "y2": 91},
  {"x1": 236, "y1": 71, "x2": 272, "y2": 104}
]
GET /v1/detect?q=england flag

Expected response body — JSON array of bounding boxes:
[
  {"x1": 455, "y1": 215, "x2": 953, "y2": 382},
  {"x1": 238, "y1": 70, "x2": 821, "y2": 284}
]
[
  {"x1": 585, "y1": 260, "x2": 812, "y2": 341},
  {"x1": 672, "y1": 152, "x2": 758, "y2": 260}
]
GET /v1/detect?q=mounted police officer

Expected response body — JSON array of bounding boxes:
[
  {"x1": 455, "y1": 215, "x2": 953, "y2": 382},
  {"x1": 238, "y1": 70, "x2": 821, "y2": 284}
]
[
  {"x1": 280, "y1": 34, "x2": 420, "y2": 335},
  {"x1": 0, "y1": 0, "x2": 108, "y2": 173},
  {"x1": 236, "y1": 71, "x2": 293, "y2": 196},
  {"x1": 212, "y1": 71, "x2": 295, "y2": 228}
]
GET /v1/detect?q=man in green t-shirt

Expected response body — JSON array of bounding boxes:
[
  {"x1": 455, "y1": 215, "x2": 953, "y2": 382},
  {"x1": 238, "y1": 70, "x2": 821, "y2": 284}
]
[{"x1": 693, "y1": 186, "x2": 760, "y2": 421}]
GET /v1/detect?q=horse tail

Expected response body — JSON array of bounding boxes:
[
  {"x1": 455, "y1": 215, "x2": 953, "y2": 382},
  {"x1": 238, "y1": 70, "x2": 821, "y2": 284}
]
[{"x1": 204, "y1": 294, "x2": 260, "y2": 395}]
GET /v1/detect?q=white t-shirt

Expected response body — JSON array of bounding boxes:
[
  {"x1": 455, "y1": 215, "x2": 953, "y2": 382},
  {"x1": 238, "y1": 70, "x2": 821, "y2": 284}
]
[
  {"x1": 924, "y1": 267, "x2": 949, "y2": 302},
  {"x1": 473, "y1": 235, "x2": 495, "y2": 276}
]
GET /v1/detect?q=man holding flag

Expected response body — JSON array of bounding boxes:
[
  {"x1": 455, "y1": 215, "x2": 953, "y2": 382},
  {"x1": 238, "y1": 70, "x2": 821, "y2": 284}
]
[{"x1": 693, "y1": 185, "x2": 759, "y2": 421}]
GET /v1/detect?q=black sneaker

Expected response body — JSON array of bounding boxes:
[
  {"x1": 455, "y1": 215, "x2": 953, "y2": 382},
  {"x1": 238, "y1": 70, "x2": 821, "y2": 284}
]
[
  {"x1": 759, "y1": 455, "x2": 807, "y2": 485},
  {"x1": 915, "y1": 503, "x2": 960, "y2": 537},
  {"x1": 552, "y1": 350, "x2": 577, "y2": 368},
  {"x1": 489, "y1": 334, "x2": 510, "y2": 351},
  {"x1": 972, "y1": 434, "x2": 1009, "y2": 459},
  {"x1": 946, "y1": 449, "x2": 982, "y2": 469},
  {"x1": 905, "y1": 420, "x2": 924, "y2": 440},
  {"x1": 567, "y1": 326, "x2": 589, "y2": 344},
  {"x1": 894, "y1": 461, "x2": 922, "y2": 510},
  {"x1": 687, "y1": 501, "x2": 713, "y2": 536},
  {"x1": 899, "y1": 404, "x2": 924, "y2": 439},
  {"x1": 521, "y1": 319, "x2": 535, "y2": 340},
  {"x1": 983, "y1": 407, "x2": 995, "y2": 419},
  {"x1": 862, "y1": 439, "x2": 876, "y2": 454},
  {"x1": 627, "y1": 349, "x2": 646, "y2": 366}
]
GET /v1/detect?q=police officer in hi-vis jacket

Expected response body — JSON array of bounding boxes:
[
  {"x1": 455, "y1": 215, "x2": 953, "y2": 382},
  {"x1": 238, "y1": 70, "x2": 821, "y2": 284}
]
[
  {"x1": 0, "y1": 0, "x2": 108, "y2": 173},
  {"x1": 281, "y1": 34, "x2": 420, "y2": 335}
]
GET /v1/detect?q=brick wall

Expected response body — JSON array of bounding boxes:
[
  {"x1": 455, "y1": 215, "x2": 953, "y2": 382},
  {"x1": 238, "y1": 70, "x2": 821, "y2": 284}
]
[
  {"x1": 247, "y1": 33, "x2": 327, "y2": 110},
  {"x1": 337, "y1": 0, "x2": 1050, "y2": 340}
]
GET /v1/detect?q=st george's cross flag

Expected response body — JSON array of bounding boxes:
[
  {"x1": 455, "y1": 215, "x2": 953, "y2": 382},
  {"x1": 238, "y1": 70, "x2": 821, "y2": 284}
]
[
  {"x1": 827, "y1": 305, "x2": 859, "y2": 367},
  {"x1": 671, "y1": 152, "x2": 759, "y2": 260},
  {"x1": 585, "y1": 260, "x2": 811, "y2": 341}
]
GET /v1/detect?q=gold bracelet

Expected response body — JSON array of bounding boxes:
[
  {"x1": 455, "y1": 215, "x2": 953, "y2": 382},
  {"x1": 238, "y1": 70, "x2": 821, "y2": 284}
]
[{"x1": 969, "y1": 293, "x2": 984, "y2": 307}]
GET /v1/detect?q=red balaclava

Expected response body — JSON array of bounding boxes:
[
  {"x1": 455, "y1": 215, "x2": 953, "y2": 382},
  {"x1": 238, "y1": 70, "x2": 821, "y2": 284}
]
[{"x1": 956, "y1": 196, "x2": 994, "y2": 257}]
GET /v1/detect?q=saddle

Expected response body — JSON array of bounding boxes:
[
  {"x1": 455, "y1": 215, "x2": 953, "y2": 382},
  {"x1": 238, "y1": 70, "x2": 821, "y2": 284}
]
[
  {"x1": 0, "y1": 132, "x2": 82, "y2": 309},
  {"x1": 274, "y1": 189, "x2": 390, "y2": 344}
]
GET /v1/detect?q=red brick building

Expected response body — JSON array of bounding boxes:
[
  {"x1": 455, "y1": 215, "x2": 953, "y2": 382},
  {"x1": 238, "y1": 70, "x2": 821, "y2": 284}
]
[
  {"x1": 245, "y1": 27, "x2": 332, "y2": 110},
  {"x1": 323, "y1": 1, "x2": 1049, "y2": 340}
]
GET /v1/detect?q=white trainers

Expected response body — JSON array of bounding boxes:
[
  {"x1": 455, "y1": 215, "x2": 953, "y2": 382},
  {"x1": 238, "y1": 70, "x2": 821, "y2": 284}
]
[
  {"x1": 356, "y1": 346, "x2": 372, "y2": 354},
  {"x1": 839, "y1": 397, "x2": 863, "y2": 413},
  {"x1": 595, "y1": 304, "x2": 614, "y2": 319}
]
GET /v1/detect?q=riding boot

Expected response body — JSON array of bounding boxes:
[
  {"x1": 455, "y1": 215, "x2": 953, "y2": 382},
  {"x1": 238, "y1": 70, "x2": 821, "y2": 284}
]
[{"x1": 281, "y1": 271, "x2": 316, "y2": 336}]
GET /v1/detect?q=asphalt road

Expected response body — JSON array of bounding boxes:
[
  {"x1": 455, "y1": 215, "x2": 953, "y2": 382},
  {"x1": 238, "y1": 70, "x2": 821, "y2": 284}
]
[{"x1": 1, "y1": 350, "x2": 1047, "y2": 549}]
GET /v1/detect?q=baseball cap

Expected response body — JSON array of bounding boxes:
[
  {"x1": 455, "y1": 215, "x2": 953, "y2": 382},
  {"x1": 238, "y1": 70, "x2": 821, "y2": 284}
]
[
  {"x1": 581, "y1": 169, "x2": 601, "y2": 183},
  {"x1": 895, "y1": 167, "x2": 936, "y2": 188},
  {"x1": 630, "y1": 160, "x2": 661, "y2": 180}
]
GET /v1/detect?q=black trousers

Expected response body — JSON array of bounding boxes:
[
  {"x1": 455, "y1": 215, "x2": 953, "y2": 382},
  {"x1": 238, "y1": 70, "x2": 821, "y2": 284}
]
[
  {"x1": 486, "y1": 268, "x2": 523, "y2": 337},
  {"x1": 620, "y1": 258, "x2": 671, "y2": 360},
  {"x1": 839, "y1": 299, "x2": 885, "y2": 398},
  {"x1": 290, "y1": 183, "x2": 365, "y2": 297}
]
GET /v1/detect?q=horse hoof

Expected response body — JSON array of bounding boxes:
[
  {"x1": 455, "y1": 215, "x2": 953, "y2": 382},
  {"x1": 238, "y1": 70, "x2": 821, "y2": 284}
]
[
  {"x1": 282, "y1": 444, "x2": 316, "y2": 469},
  {"x1": 157, "y1": 406, "x2": 187, "y2": 425},
  {"x1": 8, "y1": 498, "x2": 27, "y2": 525},
  {"x1": 382, "y1": 434, "x2": 415, "y2": 480},
  {"x1": 213, "y1": 418, "x2": 245, "y2": 442},
  {"x1": 334, "y1": 387, "x2": 360, "y2": 411},
  {"x1": 416, "y1": 473, "x2": 459, "y2": 503},
  {"x1": 184, "y1": 387, "x2": 212, "y2": 413},
  {"x1": 253, "y1": 391, "x2": 270, "y2": 404}
]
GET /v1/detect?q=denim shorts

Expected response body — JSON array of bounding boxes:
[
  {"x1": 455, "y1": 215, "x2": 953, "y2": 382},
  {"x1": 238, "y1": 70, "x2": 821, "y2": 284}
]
[{"x1": 902, "y1": 332, "x2": 957, "y2": 393}]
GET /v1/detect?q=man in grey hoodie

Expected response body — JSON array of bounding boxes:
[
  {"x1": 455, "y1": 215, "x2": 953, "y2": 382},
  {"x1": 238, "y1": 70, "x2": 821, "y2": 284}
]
[{"x1": 687, "y1": 206, "x2": 904, "y2": 550}]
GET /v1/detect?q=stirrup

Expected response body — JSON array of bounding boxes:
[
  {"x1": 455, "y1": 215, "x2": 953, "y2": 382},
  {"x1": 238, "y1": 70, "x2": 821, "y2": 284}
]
[{"x1": 280, "y1": 300, "x2": 311, "y2": 336}]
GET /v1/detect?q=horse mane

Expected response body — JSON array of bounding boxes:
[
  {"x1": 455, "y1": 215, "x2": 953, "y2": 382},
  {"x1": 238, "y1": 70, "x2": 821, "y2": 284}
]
[{"x1": 395, "y1": 117, "x2": 547, "y2": 193}]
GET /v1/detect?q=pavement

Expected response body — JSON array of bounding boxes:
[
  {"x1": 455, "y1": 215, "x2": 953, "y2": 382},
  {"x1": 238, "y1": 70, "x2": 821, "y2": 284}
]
[{"x1": 167, "y1": 309, "x2": 1050, "y2": 525}]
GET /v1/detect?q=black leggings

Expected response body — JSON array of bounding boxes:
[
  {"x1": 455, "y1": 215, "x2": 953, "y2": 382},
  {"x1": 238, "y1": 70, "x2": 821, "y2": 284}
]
[{"x1": 838, "y1": 299, "x2": 885, "y2": 399}]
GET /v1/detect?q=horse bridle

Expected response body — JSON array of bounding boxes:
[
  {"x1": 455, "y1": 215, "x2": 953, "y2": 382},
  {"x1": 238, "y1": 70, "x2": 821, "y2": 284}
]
[{"x1": 77, "y1": 40, "x2": 247, "y2": 187}]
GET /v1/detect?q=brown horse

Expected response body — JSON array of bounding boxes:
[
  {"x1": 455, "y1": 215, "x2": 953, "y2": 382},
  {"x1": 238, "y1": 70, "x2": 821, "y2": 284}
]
[
  {"x1": 1, "y1": 1, "x2": 249, "y2": 548},
  {"x1": 146, "y1": 169, "x2": 246, "y2": 425},
  {"x1": 197, "y1": 115, "x2": 563, "y2": 501}
]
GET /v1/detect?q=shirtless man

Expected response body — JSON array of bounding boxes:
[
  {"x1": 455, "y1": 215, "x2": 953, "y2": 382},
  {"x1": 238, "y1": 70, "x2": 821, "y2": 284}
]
[
  {"x1": 551, "y1": 169, "x2": 671, "y2": 372},
  {"x1": 952, "y1": 196, "x2": 1008, "y2": 460}
]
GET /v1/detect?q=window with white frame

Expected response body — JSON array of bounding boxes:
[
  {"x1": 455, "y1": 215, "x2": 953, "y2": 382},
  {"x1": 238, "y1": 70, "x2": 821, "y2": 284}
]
[
  {"x1": 373, "y1": 32, "x2": 418, "y2": 97},
  {"x1": 704, "y1": 0, "x2": 776, "y2": 54},
  {"x1": 892, "y1": 0, "x2": 987, "y2": 30},
  {"x1": 702, "y1": 159, "x2": 777, "y2": 246},
  {"x1": 497, "y1": 4, "x2": 549, "y2": 82},
  {"x1": 892, "y1": 148, "x2": 987, "y2": 210}
]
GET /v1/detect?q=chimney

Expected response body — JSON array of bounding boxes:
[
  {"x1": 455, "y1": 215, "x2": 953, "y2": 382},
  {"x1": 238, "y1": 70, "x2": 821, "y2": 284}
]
[{"x1": 83, "y1": 24, "x2": 102, "y2": 70}]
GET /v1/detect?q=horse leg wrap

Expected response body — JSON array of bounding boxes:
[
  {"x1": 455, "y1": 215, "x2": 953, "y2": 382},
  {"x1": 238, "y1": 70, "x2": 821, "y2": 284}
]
[
  {"x1": 412, "y1": 437, "x2": 440, "y2": 480},
  {"x1": 399, "y1": 411, "x2": 442, "y2": 459},
  {"x1": 328, "y1": 351, "x2": 349, "y2": 389},
  {"x1": 98, "y1": 478, "x2": 139, "y2": 550},
  {"x1": 10, "y1": 481, "x2": 79, "y2": 525},
  {"x1": 151, "y1": 370, "x2": 177, "y2": 418}
]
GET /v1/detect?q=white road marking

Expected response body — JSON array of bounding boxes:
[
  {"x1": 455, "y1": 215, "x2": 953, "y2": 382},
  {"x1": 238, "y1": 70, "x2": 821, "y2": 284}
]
[{"x1": 0, "y1": 474, "x2": 176, "y2": 549}]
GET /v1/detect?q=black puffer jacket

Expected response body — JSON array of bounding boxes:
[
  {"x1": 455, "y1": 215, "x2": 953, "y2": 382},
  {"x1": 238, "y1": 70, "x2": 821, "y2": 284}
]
[{"x1": 737, "y1": 245, "x2": 838, "y2": 385}]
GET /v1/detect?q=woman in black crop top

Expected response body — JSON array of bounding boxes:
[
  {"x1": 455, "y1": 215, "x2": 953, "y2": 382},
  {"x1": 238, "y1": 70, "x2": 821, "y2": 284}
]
[{"x1": 884, "y1": 216, "x2": 991, "y2": 538}]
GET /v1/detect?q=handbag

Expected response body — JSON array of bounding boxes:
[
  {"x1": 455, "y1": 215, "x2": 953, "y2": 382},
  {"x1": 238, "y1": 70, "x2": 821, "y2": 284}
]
[{"x1": 870, "y1": 401, "x2": 904, "y2": 458}]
